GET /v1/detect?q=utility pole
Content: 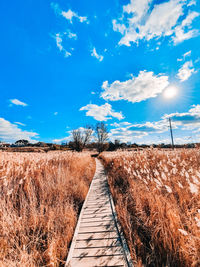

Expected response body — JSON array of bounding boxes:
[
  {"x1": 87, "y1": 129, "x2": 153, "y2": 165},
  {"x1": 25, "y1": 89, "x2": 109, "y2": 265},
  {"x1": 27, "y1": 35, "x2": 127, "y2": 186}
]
[{"x1": 169, "y1": 118, "x2": 174, "y2": 149}]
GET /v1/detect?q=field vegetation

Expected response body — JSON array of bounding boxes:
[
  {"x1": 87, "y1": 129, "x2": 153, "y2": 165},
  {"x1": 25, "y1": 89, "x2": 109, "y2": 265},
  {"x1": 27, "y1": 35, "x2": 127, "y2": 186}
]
[
  {"x1": 0, "y1": 151, "x2": 95, "y2": 266},
  {"x1": 100, "y1": 149, "x2": 200, "y2": 267}
]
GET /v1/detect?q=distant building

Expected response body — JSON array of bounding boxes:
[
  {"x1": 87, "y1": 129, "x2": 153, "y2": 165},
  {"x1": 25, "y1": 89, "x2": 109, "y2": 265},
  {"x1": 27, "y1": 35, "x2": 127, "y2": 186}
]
[
  {"x1": 0, "y1": 142, "x2": 10, "y2": 147},
  {"x1": 34, "y1": 142, "x2": 48, "y2": 147},
  {"x1": 15, "y1": 140, "x2": 30, "y2": 147}
]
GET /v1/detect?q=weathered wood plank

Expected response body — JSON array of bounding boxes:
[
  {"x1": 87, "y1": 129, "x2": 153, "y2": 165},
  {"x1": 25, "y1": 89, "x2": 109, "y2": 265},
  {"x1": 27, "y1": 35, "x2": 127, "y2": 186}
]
[
  {"x1": 77, "y1": 231, "x2": 118, "y2": 239},
  {"x1": 70, "y1": 255, "x2": 126, "y2": 267},
  {"x1": 73, "y1": 246, "x2": 124, "y2": 257}
]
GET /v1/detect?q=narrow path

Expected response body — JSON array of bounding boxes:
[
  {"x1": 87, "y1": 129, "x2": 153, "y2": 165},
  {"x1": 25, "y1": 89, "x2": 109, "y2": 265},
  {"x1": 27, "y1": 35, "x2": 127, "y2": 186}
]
[{"x1": 65, "y1": 159, "x2": 133, "y2": 267}]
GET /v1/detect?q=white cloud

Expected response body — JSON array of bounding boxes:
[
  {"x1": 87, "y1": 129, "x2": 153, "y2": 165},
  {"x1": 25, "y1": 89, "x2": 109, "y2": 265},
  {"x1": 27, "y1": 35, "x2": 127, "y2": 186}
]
[
  {"x1": 173, "y1": 11, "x2": 200, "y2": 44},
  {"x1": 61, "y1": 9, "x2": 88, "y2": 23},
  {"x1": 10, "y1": 99, "x2": 28, "y2": 106},
  {"x1": 109, "y1": 119, "x2": 169, "y2": 142},
  {"x1": 109, "y1": 127, "x2": 148, "y2": 143},
  {"x1": 177, "y1": 50, "x2": 191, "y2": 61},
  {"x1": 111, "y1": 122, "x2": 132, "y2": 127},
  {"x1": 183, "y1": 50, "x2": 191, "y2": 58},
  {"x1": 101, "y1": 71, "x2": 169, "y2": 103},
  {"x1": 14, "y1": 122, "x2": 26, "y2": 126},
  {"x1": 54, "y1": 33, "x2": 71, "y2": 57},
  {"x1": 187, "y1": 0, "x2": 196, "y2": 6},
  {"x1": 0, "y1": 118, "x2": 38, "y2": 143},
  {"x1": 51, "y1": 3, "x2": 88, "y2": 24},
  {"x1": 54, "y1": 112, "x2": 58, "y2": 115},
  {"x1": 163, "y1": 104, "x2": 200, "y2": 129},
  {"x1": 66, "y1": 30, "x2": 77, "y2": 39},
  {"x1": 61, "y1": 9, "x2": 76, "y2": 22},
  {"x1": 62, "y1": 10, "x2": 88, "y2": 23},
  {"x1": 129, "y1": 121, "x2": 168, "y2": 133},
  {"x1": 109, "y1": 122, "x2": 168, "y2": 143},
  {"x1": 53, "y1": 136, "x2": 71, "y2": 144},
  {"x1": 109, "y1": 105, "x2": 200, "y2": 143},
  {"x1": 91, "y1": 47, "x2": 104, "y2": 62},
  {"x1": 112, "y1": 19, "x2": 126, "y2": 34},
  {"x1": 113, "y1": 0, "x2": 199, "y2": 46},
  {"x1": 177, "y1": 58, "x2": 183, "y2": 62},
  {"x1": 80, "y1": 103, "x2": 124, "y2": 121},
  {"x1": 177, "y1": 60, "x2": 196, "y2": 82}
]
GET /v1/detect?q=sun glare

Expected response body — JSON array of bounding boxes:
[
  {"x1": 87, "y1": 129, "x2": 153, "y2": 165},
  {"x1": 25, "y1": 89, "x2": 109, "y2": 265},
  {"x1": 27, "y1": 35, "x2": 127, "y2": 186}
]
[{"x1": 163, "y1": 86, "x2": 178, "y2": 99}]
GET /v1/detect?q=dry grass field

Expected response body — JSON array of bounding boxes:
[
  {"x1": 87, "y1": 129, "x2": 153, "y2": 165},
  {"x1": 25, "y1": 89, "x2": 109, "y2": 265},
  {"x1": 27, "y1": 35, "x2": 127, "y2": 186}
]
[
  {"x1": 100, "y1": 149, "x2": 200, "y2": 267},
  {"x1": 0, "y1": 151, "x2": 95, "y2": 266}
]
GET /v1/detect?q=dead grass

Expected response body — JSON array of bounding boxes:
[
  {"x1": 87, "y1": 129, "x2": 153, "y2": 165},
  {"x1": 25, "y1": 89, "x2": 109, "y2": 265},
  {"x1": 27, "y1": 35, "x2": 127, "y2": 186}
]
[
  {"x1": 0, "y1": 151, "x2": 95, "y2": 266},
  {"x1": 100, "y1": 149, "x2": 200, "y2": 267}
]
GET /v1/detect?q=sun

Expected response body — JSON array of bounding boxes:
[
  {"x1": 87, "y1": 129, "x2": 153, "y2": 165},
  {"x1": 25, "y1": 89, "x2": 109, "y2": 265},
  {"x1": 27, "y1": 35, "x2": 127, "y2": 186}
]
[{"x1": 163, "y1": 86, "x2": 178, "y2": 99}]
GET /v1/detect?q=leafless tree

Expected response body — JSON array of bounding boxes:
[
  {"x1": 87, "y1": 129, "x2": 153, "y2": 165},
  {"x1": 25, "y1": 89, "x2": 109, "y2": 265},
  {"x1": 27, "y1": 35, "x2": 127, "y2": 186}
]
[
  {"x1": 95, "y1": 122, "x2": 109, "y2": 153},
  {"x1": 72, "y1": 126, "x2": 93, "y2": 152}
]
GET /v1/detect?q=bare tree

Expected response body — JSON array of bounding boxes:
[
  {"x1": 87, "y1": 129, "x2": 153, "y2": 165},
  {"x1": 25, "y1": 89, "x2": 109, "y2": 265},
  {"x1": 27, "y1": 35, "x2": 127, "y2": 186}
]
[
  {"x1": 72, "y1": 126, "x2": 93, "y2": 152},
  {"x1": 95, "y1": 122, "x2": 109, "y2": 153}
]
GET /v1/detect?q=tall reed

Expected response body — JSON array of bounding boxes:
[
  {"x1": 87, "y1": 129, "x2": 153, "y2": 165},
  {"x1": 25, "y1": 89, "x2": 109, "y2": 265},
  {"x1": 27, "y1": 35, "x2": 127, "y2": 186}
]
[
  {"x1": 100, "y1": 149, "x2": 200, "y2": 266},
  {"x1": 0, "y1": 151, "x2": 95, "y2": 266}
]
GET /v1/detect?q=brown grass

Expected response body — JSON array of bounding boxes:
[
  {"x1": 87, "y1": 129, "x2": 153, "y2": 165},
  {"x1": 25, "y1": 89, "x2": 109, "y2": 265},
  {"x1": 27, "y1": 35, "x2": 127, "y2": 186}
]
[
  {"x1": 100, "y1": 149, "x2": 200, "y2": 267},
  {"x1": 0, "y1": 151, "x2": 95, "y2": 266}
]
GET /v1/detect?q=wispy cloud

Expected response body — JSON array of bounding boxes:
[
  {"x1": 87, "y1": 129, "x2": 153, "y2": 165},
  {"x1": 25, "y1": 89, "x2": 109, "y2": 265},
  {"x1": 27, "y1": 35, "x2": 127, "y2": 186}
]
[
  {"x1": 54, "y1": 33, "x2": 71, "y2": 57},
  {"x1": 91, "y1": 47, "x2": 104, "y2": 62},
  {"x1": 101, "y1": 70, "x2": 169, "y2": 103},
  {"x1": 183, "y1": 51, "x2": 192, "y2": 58},
  {"x1": 14, "y1": 122, "x2": 26, "y2": 126},
  {"x1": 54, "y1": 112, "x2": 58, "y2": 115},
  {"x1": 62, "y1": 10, "x2": 87, "y2": 23},
  {"x1": 80, "y1": 103, "x2": 124, "y2": 121},
  {"x1": 177, "y1": 50, "x2": 192, "y2": 61},
  {"x1": 0, "y1": 118, "x2": 38, "y2": 143},
  {"x1": 177, "y1": 60, "x2": 196, "y2": 82},
  {"x1": 51, "y1": 2, "x2": 88, "y2": 24},
  {"x1": 113, "y1": 0, "x2": 199, "y2": 46},
  {"x1": 66, "y1": 30, "x2": 77, "y2": 40},
  {"x1": 10, "y1": 99, "x2": 28, "y2": 106},
  {"x1": 187, "y1": 0, "x2": 196, "y2": 7}
]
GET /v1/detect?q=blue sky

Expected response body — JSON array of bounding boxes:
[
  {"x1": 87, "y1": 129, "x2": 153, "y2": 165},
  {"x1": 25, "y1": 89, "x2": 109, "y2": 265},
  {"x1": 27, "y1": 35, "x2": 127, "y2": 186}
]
[{"x1": 0, "y1": 0, "x2": 200, "y2": 144}]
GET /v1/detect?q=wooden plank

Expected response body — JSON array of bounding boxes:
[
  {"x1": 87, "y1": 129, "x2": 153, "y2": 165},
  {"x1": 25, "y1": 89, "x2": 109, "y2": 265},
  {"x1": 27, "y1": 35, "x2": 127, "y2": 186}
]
[
  {"x1": 79, "y1": 225, "x2": 117, "y2": 232},
  {"x1": 80, "y1": 220, "x2": 114, "y2": 226},
  {"x1": 83, "y1": 207, "x2": 112, "y2": 212},
  {"x1": 73, "y1": 246, "x2": 124, "y2": 257},
  {"x1": 76, "y1": 231, "x2": 118, "y2": 239},
  {"x1": 85, "y1": 206, "x2": 110, "y2": 210},
  {"x1": 70, "y1": 255, "x2": 126, "y2": 267},
  {"x1": 75, "y1": 238, "x2": 121, "y2": 248},
  {"x1": 82, "y1": 210, "x2": 112, "y2": 215},
  {"x1": 81, "y1": 214, "x2": 114, "y2": 220}
]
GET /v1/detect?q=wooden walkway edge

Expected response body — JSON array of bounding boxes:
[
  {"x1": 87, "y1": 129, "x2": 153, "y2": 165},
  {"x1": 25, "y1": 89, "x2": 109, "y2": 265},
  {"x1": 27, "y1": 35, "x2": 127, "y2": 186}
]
[{"x1": 65, "y1": 159, "x2": 133, "y2": 267}]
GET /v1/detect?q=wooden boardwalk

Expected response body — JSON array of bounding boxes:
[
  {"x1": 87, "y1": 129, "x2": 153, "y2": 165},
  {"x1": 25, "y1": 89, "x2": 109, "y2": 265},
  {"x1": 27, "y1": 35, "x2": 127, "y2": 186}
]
[{"x1": 65, "y1": 159, "x2": 133, "y2": 267}]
